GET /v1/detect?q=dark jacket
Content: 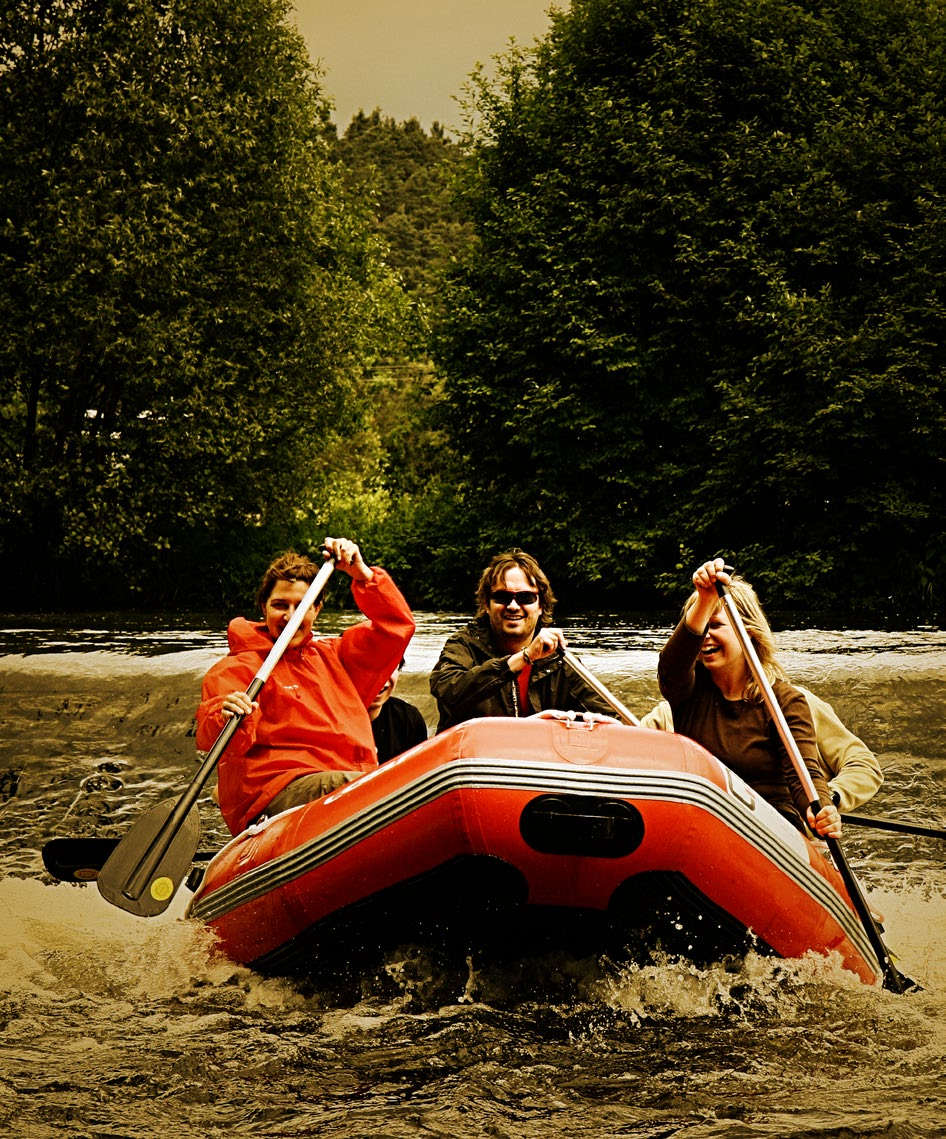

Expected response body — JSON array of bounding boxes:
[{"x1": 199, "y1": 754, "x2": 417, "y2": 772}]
[
  {"x1": 429, "y1": 615, "x2": 615, "y2": 733},
  {"x1": 372, "y1": 696, "x2": 429, "y2": 763}
]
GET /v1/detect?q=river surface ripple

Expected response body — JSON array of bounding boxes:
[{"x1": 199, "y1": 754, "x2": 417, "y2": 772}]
[{"x1": 0, "y1": 613, "x2": 944, "y2": 1138}]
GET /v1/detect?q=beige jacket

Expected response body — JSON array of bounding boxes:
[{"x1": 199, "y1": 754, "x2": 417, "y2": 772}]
[{"x1": 639, "y1": 687, "x2": 882, "y2": 812}]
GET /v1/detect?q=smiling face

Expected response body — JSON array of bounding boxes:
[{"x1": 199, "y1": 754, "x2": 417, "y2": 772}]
[
  {"x1": 699, "y1": 609, "x2": 749, "y2": 689},
  {"x1": 487, "y1": 566, "x2": 543, "y2": 652},
  {"x1": 262, "y1": 579, "x2": 321, "y2": 647}
]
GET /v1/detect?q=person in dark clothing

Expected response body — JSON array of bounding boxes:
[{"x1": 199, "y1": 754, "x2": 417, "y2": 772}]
[
  {"x1": 369, "y1": 661, "x2": 428, "y2": 762},
  {"x1": 429, "y1": 548, "x2": 615, "y2": 733}
]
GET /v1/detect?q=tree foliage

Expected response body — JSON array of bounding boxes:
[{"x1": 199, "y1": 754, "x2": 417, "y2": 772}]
[
  {"x1": 435, "y1": 0, "x2": 946, "y2": 616},
  {"x1": 0, "y1": 0, "x2": 405, "y2": 606},
  {"x1": 317, "y1": 113, "x2": 474, "y2": 607},
  {"x1": 4, "y1": 0, "x2": 944, "y2": 619},
  {"x1": 333, "y1": 109, "x2": 475, "y2": 351}
]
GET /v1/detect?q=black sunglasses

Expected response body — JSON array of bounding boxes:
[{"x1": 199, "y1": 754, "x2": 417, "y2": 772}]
[{"x1": 489, "y1": 589, "x2": 539, "y2": 607}]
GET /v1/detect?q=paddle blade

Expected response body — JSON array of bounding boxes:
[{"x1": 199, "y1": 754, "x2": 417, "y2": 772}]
[
  {"x1": 96, "y1": 798, "x2": 201, "y2": 917},
  {"x1": 42, "y1": 837, "x2": 120, "y2": 883}
]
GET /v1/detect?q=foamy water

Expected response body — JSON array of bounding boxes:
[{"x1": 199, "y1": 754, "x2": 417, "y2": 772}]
[{"x1": 0, "y1": 618, "x2": 944, "y2": 1137}]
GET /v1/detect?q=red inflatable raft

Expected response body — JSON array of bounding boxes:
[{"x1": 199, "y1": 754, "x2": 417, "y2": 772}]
[{"x1": 186, "y1": 715, "x2": 882, "y2": 985}]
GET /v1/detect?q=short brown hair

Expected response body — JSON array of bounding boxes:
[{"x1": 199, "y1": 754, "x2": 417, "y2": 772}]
[
  {"x1": 474, "y1": 548, "x2": 556, "y2": 624},
  {"x1": 255, "y1": 551, "x2": 324, "y2": 611}
]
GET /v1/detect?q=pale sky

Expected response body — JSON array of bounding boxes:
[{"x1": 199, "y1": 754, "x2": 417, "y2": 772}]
[{"x1": 289, "y1": 1, "x2": 564, "y2": 133}]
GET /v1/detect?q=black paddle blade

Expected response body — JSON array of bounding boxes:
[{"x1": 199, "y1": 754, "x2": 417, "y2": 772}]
[
  {"x1": 888, "y1": 966, "x2": 923, "y2": 994},
  {"x1": 96, "y1": 798, "x2": 201, "y2": 917},
  {"x1": 42, "y1": 837, "x2": 120, "y2": 883},
  {"x1": 41, "y1": 836, "x2": 216, "y2": 883},
  {"x1": 878, "y1": 950, "x2": 923, "y2": 994}
]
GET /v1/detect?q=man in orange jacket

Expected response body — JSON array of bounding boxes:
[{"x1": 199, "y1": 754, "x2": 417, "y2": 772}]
[{"x1": 196, "y1": 537, "x2": 415, "y2": 836}]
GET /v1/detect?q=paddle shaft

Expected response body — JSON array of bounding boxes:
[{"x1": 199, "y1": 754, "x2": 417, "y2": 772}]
[
  {"x1": 115, "y1": 555, "x2": 336, "y2": 906},
  {"x1": 842, "y1": 813, "x2": 946, "y2": 841},
  {"x1": 562, "y1": 650, "x2": 640, "y2": 725},
  {"x1": 714, "y1": 578, "x2": 914, "y2": 993}
]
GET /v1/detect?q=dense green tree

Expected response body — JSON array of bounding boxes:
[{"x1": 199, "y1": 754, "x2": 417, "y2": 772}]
[
  {"x1": 336, "y1": 112, "x2": 473, "y2": 311},
  {"x1": 435, "y1": 0, "x2": 946, "y2": 616},
  {"x1": 0, "y1": 0, "x2": 405, "y2": 607},
  {"x1": 314, "y1": 112, "x2": 472, "y2": 604}
]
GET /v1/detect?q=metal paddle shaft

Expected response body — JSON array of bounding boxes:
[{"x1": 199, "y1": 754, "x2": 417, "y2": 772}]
[
  {"x1": 562, "y1": 650, "x2": 640, "y2": 725},
  {"x1": 714, "y1": 575, "x2": 917, "y2": 993},
  {"x1": 96, "y1": 555, "x2": 336, "y2": 917}
]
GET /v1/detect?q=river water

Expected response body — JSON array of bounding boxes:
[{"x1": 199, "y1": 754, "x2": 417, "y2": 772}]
[{"x1": 1, "y1": 609, "x2": 944, "y2": 1138}]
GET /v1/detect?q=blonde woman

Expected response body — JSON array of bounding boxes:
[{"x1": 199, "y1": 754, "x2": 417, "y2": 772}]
[{"x1": 658, "y1": 558, "x2": 841, "y2": 839}]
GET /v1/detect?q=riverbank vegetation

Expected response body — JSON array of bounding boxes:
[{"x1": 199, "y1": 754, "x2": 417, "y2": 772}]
[{"x1": 1, "y1": 0, "x2": 943, "y2": 621}]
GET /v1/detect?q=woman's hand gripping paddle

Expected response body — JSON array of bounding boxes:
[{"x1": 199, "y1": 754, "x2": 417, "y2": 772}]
[
  {"x1": 714, "y1": 570, "x2": 918, "y2": 993},
  {"x1": 95, "y1": 556, "x2": 336, "y2": 917}
]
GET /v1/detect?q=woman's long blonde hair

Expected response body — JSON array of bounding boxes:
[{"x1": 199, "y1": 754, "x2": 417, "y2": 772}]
[{"x1": 681, "y1": 575, "x2": 786, "y2": 703}]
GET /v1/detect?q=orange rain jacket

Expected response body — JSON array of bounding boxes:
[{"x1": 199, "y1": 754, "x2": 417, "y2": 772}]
[{"x1": 196, "y1": 568, "x2": 415, "y2": 835}]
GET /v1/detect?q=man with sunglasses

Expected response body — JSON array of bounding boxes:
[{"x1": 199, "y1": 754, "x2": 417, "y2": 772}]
[{"x1": 429, "y1": 548, "x2": 614, "y2": 732}]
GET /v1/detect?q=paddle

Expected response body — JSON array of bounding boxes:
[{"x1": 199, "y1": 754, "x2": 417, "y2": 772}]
[
  {"x1": 42, "y1": 837, "x2": 215, "y2": 884},
  {"x1": 713, "y1": 570, "x2": 918, "y2": 993},
  {"x1": 842, "y1": 813, "x2": 946, "y2": 841},
  {"x1": 562, "y1": 650, "x2": 641, "y2": 725},
  {"x1": 95, "y1": 554, "x2": 336, "y2": 917}
]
